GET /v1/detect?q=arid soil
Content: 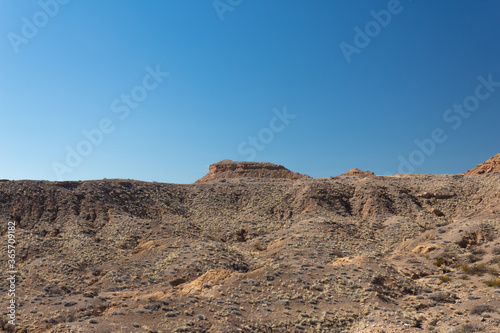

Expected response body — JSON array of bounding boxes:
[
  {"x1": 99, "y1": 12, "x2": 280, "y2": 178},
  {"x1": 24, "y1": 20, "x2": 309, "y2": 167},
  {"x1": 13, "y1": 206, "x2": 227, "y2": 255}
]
[{"x1": 0, "y1": 159, "x2": 499, "y2": 333}]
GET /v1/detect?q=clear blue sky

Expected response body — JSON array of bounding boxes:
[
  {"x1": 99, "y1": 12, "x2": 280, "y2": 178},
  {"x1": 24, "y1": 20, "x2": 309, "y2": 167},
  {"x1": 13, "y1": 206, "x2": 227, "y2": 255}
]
[{"x1": 1, "y1": 0, "x2": 499, "y2": 183}]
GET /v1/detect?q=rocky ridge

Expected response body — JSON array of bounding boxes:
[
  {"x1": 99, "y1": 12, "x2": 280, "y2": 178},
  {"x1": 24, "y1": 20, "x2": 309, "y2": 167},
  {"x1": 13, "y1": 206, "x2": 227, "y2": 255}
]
[{"x1": 466, "y1": 152, "x2": 500, "y2": 175}]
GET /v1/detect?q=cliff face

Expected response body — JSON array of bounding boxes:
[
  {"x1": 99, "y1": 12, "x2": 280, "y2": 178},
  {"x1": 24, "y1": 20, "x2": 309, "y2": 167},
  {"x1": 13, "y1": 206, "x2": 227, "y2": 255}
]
[
  {"x1": 466, "y1": 152, "x2": 500, "y2": 175},
  {"x1": 195, "y1": 160, "x2": 311, "y2": 183}
]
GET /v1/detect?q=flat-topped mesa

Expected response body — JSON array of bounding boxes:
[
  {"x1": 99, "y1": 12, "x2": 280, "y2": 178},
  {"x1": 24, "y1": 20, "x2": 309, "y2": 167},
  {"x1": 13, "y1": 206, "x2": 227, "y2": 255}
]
[
  {"x1": 339, "y1": 168, "x2": 375, "y2": 177},
  {"x1": 195, "y1": 160, "x2": 311, "y2": 183},
  {"x1": 466, "y1": 152, "x2": 500, "y2": 175}
]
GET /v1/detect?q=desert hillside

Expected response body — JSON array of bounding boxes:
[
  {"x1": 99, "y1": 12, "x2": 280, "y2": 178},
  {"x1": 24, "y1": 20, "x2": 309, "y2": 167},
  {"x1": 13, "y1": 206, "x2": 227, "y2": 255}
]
[{"x1": 0, "y1": 159, "x2": 499, "y2": 332}]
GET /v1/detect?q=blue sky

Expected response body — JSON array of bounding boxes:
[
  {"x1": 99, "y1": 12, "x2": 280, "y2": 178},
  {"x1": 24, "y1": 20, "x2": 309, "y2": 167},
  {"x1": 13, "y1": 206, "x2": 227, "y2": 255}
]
[{"x1": 1, "y1": 0, "x2": 499, "y2": 183}]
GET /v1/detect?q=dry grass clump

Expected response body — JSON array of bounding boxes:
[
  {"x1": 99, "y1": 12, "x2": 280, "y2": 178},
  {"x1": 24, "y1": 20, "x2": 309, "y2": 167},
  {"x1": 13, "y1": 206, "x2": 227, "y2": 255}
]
[
  {"x1": 450, "y1": 324, "x2": 483, "y2": 333},
  {"x1": 439, "y1": 276, "x2": 451, "y2": 283},
  {"x1": 459, "y1": 263, "x2": 489, "y2": 276},
  {"x1": 484, "y1": 279, "x2": 500, "y2": 288},
  {"x1": 433, "y1": 258, "x2": 445, "y2": 267},
  {"x1": 470, "y1": 304, "x2": 493, "y2": 315},
  {"x1": 253, "y1": 243, "x2": 266, "y2": 251}
]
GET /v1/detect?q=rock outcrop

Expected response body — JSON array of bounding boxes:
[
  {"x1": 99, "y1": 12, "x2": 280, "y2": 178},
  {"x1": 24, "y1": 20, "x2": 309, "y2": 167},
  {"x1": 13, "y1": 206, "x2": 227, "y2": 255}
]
[
  {"x1": 466, "y1": 152, "x2": 500, "y2": 175},
  {"x1": 339, "y1": 168, "x2": 375, "y2": 177},
  {"x1": 195, "y1": 160, "x2": 311, "y2": 183}
]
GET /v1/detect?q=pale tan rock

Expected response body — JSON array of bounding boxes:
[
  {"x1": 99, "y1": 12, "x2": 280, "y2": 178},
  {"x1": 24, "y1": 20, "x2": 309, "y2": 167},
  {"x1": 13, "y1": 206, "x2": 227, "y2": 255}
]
[{"x1": 412, "y1": 244, "x2": 440, "y2": 254}]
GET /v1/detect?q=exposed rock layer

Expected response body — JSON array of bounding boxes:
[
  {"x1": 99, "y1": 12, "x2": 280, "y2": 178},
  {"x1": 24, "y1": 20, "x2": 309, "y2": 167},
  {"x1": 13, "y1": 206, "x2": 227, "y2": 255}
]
[
  {"x1": 195, "y1": 160, "x2": 311, "y2": 183},
  {"x1": 466, "y1": 152, "x2": 500, "y2": 175},
  {"x1": 339, "y1": 168, "x2": 375, "y2": 177}
]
